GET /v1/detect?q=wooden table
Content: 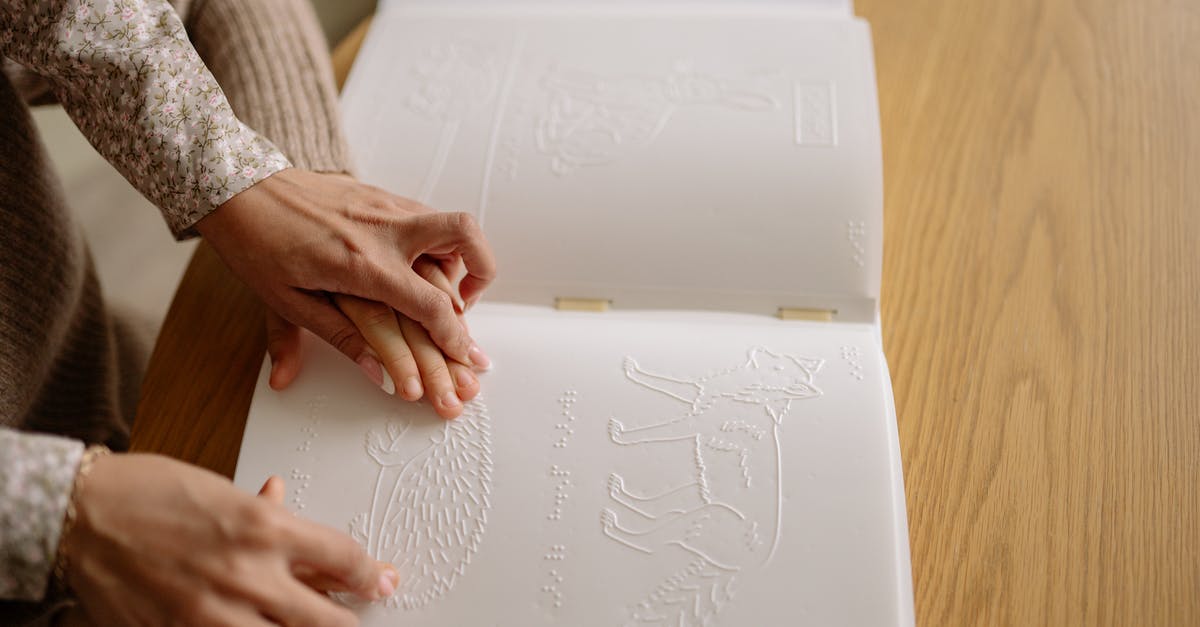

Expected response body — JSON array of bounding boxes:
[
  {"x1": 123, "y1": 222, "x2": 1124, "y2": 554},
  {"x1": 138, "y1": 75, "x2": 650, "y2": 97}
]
[{"x1": 131, "y1": 3, "x2": 1200, "y2": 625}]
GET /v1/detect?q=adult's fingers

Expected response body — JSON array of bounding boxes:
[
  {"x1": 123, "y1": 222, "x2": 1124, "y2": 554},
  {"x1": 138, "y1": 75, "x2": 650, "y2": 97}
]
[
  {"x1": 405, "y1": 212, "x2": 495, "y2": 309},
  {"x1": 414, "y1": 256, "x2": 464, "y2": 313},
  {"x1": 362, "y1": 267, "x2": 477, "y2": 368},
  {"x1": 414, "y1": 257, "x2": 490, "y2": 369},
  {"x1": 399, "y1": 317, "x2": 469, "y2": 419},
  {"x1": 293, "y1": 561, "x2": 397, "y2": 596},
  {"x1": 265, "y1": 311, "x2": 304, "y2": 390},
  {"x1": 257, "y1": 476, "x2": 285, "y2": 505},
  {"x1": 280, "y1": 516, "x2": 384, "y2": 602},
  {"x1": 333, "y1": 294, "x2": 423, "y2": 401},
  {"x1": 262, "y1": 575, "x2": 359, "y2": 627},
  {"x1": 196, "y1": 599, "x2": 277, "y2": 627},
  {"x1": 277, "y1": 290, "x2": 383, "y2": 391}
]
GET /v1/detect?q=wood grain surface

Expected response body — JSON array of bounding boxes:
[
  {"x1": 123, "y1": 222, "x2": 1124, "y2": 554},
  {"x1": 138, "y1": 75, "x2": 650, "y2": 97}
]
[
  {"x1": 131, "y1": 241, "x2": 265, "y2": 477},
  {"x1": 130, "y1": 3, "x2": 1200, "y2": 625},
  {"x1": 130, "y1": 18, "x2": 367, "y2": 477}
]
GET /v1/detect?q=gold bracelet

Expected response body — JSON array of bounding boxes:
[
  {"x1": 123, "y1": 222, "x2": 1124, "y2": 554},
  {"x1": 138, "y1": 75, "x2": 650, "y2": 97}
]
[{"x1": 54, "y1": 444, "x2": 111, "y2": 590}]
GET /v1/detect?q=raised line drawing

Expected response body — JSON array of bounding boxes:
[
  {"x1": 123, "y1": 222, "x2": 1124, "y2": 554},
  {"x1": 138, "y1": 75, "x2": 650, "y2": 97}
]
[
  {"x1": 349, "y1": 398, "x2": 493, "y2": 610},
  {"x1": 402, "y1": 38, "x2": 503, "y2": 203},
  {"x1": 602, "y1": 348, "x2": 823, "y2": 626},
  {"x1": 417, "y1": 121, "x2": 460, "y2": 203},
  {"x1": 477, "y1": 32, "x2": 527, "y2": 226},
  {"x1": 536, "y1": 62, "x2": 781, "y2": 176},
  {"x1": 793, "y1": 80, "x2": 838, "y2": 146}
]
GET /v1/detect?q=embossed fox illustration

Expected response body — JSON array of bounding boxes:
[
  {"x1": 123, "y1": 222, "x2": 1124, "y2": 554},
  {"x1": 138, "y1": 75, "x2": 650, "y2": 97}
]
[
  {"x1": 603, "y1": 348, "x2": 823, "y2": 625},
  {"x1": 536, "y1": 62, "x2": 781, "y2": 175},
  {"x1": 349, "y1": 399, "x2": 493, "y2": 611}
]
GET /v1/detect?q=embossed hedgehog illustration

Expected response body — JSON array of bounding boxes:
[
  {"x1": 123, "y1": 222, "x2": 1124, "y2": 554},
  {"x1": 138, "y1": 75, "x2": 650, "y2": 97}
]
[{"x1": 349, "y1": 399, "x2": 493, "y2": 611}]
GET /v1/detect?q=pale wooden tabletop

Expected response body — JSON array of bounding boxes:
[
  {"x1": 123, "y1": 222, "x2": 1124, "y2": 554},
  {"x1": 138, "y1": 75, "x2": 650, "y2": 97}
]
[{"x1": 130, "y1": 3, "x2": 1200, "y2": 625}]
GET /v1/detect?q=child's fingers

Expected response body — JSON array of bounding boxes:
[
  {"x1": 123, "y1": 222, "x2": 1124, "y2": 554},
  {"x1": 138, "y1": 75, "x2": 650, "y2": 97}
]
[
  {"x1": 447, "y1": 361, "x2": 480, "y2": 404},
  {"x1": 332, "y1": 294, "x2": 423, "y2": 400},
  {"x1": 265, "y1": 311, "x2": 305, "y2": 390},
  {"x1": 398, "y1": 316, "x2": 465, "y2": 419}
]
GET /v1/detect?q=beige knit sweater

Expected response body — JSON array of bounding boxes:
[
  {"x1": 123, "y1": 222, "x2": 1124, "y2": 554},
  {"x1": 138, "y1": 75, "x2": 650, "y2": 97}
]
[{"x1": 0, "y1": 0, "x2": 351, "y2": 615}]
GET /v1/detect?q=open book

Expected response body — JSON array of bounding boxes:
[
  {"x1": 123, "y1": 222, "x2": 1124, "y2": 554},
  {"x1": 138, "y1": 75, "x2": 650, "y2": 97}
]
[{"x1": 233, "y1": 3, "x2": 915, "y2": 625}]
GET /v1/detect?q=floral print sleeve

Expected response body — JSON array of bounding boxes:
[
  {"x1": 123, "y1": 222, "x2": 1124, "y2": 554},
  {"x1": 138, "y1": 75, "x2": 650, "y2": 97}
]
[
  {"x1": 0, "y1": 428, "x2": 83, "y2": 601},
  {"x1": 0, "y1": 0, "x2": 291, "y2": 237}
]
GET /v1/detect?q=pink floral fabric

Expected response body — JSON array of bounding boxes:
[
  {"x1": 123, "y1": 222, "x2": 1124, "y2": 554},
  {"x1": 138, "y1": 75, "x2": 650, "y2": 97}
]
[
  {"x1": 0, "y1": 0, "x2": 291, "y2": 237},
  {"x1": 0, "y1": 428, "x2": 82, "y2": 600},
  {"x1": 0, "y1": 0, "x2": 293, "y2": 603}
]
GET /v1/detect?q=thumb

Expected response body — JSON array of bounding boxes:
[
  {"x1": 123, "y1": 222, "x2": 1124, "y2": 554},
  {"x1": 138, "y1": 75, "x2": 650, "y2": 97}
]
[
  {"x1": 266, "y1": 311, "x2": 304, "y2": 390},
  {"x1": 256, "y1": 475, "x2": 286, "y2": 505}
]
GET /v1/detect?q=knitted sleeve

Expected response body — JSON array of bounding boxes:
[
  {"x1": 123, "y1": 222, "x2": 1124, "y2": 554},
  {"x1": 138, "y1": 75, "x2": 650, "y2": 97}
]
[{"x1": 180, "y1": 0, "x2": 353, "y2": 175}]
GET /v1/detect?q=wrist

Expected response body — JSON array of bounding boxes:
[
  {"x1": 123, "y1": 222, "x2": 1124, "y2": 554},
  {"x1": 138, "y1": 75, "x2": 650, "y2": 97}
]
[
  {"x1": 54, "y1": 445, "x2": 112, "y2": 592},
  {"x1": 195, "y1": 167, "x2": 294, "y2": 239}
]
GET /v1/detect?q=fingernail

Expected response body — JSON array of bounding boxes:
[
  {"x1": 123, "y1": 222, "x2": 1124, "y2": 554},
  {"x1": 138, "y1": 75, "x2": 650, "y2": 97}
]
[
  {"x1": 357, "y1": 355, "x2": 385, "y2": 389},
  {"x1": 403, "y1": 376, "x2": 422, "y2": 400},
  {"x1": 378, "y1": 569, "x2": 398, "y2": 598},
  {"x1": 468, "y1": 343, "x2": 491, "y2": 370},
  {"x1": 441, "y1": 391, "x2": 462, "y2": 411},
  {"x1": 455, "y1": 368, "x2": 476, "y2": 389},
  {"x1": 380, "y1": 369, "x2": 396, "y2": 396}
]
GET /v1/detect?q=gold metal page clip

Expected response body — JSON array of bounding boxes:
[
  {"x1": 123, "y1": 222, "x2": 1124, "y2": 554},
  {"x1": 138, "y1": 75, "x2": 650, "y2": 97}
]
[
  {"x1": 777, "y1": 307, "x2": 836, "y2": 321},
  {"x1": 555, "y1": 298, "x2": 612, "y2": 312}
]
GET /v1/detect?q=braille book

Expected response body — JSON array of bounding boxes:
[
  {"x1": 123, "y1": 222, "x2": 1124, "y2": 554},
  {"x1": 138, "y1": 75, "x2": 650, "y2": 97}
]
[{"x1": 234, "y1": 3, "x2": 915, "y2": 625}]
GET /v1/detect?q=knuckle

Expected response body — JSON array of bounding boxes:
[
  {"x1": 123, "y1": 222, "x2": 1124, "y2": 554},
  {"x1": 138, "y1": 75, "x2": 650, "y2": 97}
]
[
  {"x1": 359, "y1": 305, "x2": 397, "y2": 330},
  {"x1": 235, "y1": 501, "x2": 280, "y2": 548},
  {"x1": 330, "y1": 538, "x2": 372, "y2": 585},
  {"x1": 423, "y1": 359, "x2": 451, "y2": 383},
  {"x1": 447, "y1": 211, "x2": 481, "y2": 239},
  {"x1": 343, "y1": 543, "x2": 371, "y2": 578},
  {"x1": 327, "y1": 325, "x2": 361, "y2": 356},
  {"x1": 221, "y1": 551, "x2": 257, "y2": 587},
  {"x1": 414, "y1": 289, "x2": 452, "y2": 320},
  {"x1": 384, "y1": 353, "x2": 415, "y2": 373},
  {"x1": 413, "y1": 258, "x2": 439, "y2": 280},
  {"x1": 449, "y1": 211, "x2": 476, "y2": 231},
  {"x1": 391, "y1": 195, "x2": 432, "y2": 215}
]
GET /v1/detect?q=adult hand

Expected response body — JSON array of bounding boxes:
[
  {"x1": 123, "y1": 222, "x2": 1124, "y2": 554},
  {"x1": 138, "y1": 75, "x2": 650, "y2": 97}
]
[
  {"x1": 195, "y1": 169, "x2": 496, "y2": 371},
  {"x1": 265, "y1": 259, "x2": 485, "y2": 419},
  {"x1": 60, "y1": 453, "x2": 397, "y2": 626}
]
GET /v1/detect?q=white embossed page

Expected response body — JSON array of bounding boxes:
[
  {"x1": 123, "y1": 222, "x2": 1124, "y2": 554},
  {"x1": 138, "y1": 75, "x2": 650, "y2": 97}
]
[
  {"x1": 234, "y1": 306, "x2": 911, "y2": 626},
  {"x1": 236, "y1": 5, "x2": 914, "y2": 625},
  {"x1": 340, "y1": 6, "x2": 884, "y2": 320}
]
